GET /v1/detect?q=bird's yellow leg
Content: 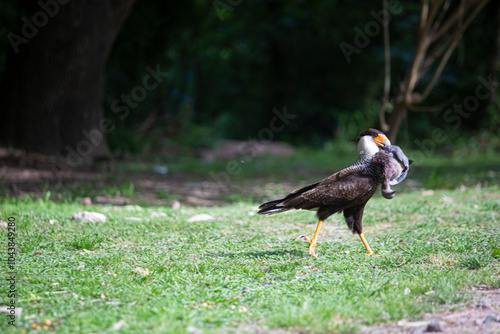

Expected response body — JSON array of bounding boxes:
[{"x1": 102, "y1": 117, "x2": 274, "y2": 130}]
[
  {"x1": 357, "y1": 233, "x2": 377, "y2": 256},
  {"x1": 304, "y1": 220, "x2": 323, "y2": 258}
]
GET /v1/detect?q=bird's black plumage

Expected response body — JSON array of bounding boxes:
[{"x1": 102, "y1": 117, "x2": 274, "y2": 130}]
[
  {"x1": 257, "y1": 164, "x2": 380, "y2": 234},
  {"x1": 257, "y1": 129, "x2": 398, "y2": 257}
]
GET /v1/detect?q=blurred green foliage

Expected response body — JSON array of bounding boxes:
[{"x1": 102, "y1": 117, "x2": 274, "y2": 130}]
[{"x1": 1, "y1": 0, "x2": 499, "y2": 152}]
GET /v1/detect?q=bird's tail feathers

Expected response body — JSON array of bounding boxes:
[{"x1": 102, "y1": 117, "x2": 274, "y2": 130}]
[
  {"x1": 257, "y1": 199, "x2": 289, "y2": 215},
  {"x1": 257, "y1": 181, "x2": 321, "y2": 215}
]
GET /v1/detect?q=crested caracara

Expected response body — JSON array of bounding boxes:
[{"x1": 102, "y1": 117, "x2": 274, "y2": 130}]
[{"x1": 258, "y1": 129, "x2": 411, "y2": 257}]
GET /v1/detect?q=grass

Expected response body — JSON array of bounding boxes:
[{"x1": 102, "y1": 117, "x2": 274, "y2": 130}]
[
  {"x1": 1, "y1": 145, "x2": 500, "y2": 332},
  {"x1": 2, "y1": 184, "x2": 500, "y2": 333},
  {"x1": 114, "y1": 143, "x2": 500, "y2": 187}
]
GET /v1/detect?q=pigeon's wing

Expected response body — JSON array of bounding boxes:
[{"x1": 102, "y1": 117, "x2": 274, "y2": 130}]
[{"x1": 386, "y1": 145, "x2": 411, "y2": 185}]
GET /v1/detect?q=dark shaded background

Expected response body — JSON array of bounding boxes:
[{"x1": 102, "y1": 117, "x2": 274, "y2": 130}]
[{"x1": 0, "y1": 0, "x2": 498, "y2": 157}]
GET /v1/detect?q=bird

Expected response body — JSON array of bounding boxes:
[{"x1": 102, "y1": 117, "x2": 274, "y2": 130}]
[
  {"x1": 372, "y1": 150, "x2": 399, "y2": 199},
  {"x1": 383, "y1": 145, "x2": 413, "y2": 186},
  {"x1": 257, "y1": 128, "x2": 394, "y2": 257}
]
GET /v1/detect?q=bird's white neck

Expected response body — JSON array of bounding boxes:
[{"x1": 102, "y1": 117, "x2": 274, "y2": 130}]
[{"x1": 356, "y1": 136, "x2": 380, "y2": 164}]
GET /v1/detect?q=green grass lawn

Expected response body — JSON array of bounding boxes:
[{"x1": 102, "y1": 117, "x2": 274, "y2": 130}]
[{"x1": 2, "y1": 184, "x2": 500, "y2": 333}]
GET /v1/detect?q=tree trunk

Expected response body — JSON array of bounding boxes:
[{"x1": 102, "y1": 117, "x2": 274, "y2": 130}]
[
  {"x1": 384, "y1": 76, "x2": 408, "y2": 143},
  {"x1": 379, "y1": 0, "x2": 490, "y2": 143},
  {"x1": 485, "y1": 0, "x2": 500, "y2": 105},
  {"x1": 386, "y1": 102, "x2": 406, "y2": 143},
  {"x1": 0, "y1": 0, "x2": 136, "y2": 165}
]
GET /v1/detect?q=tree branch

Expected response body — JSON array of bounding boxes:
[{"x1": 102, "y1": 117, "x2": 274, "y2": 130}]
[
  {"x1": 403, "y1": 0, "x2": 430, "y2": 103},
  {"x1": 430, "y1": 0, "x2": 452, "y2": 34},
  {"x1": 407, "y1": 94, "x2": 458, "y2": 112},
  {"x1": 420, "y1": 0, "x2": 490, "y2": 101},
  {"x1": 424, "y1": 0, "x2": 447, "y2": 33},
  {"x1": 379, "y1": 0, "x2": 391, "y2": 132}
]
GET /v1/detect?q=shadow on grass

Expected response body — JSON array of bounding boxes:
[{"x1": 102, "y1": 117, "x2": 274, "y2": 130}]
[{"x1": 213, "y1": 249, "x2": 304, "y2": 259}]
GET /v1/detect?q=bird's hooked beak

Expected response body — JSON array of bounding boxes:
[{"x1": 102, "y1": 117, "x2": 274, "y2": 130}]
[{"x1": 373, "y1": 134, "x2": 391, "y2": 148}]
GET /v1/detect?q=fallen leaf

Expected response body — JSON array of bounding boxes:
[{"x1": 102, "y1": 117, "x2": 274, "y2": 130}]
[
  {"x1": 422, "y1": 190, "x2": 434, "y2": 197},
  {"x1": 111, "y1": 319, "x2": 126, "y2": 330},
  {"x1": 124, "y1": 217, "x2": 143, "y2": 221},
  {"x1": 133, "y1": 267, "x2": 154, "y2": 276}
]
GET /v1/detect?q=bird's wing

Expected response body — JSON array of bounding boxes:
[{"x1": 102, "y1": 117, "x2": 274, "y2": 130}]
[
  {"x1": 281, "y1": 165, "x2": 376, "y2": 209},
  {"x1": 300, "y1": 173, "x2": 376, "y2": 207},
  {"x1": 389, "y1": 146, "x2": 410, "y2": 168},
  {"x1": 386, "y1": 145, "x2": 411, "y2": 185}
]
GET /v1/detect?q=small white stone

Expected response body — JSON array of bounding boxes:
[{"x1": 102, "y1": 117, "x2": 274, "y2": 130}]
[
  {"x1": 187, "y1": 214, "x2": 214, "y2": 222},
  {"x1": 72, "y1": 211, "x2": 106, "y2": 223},
  {"x1": 111, "y1": 320, "x2": 125, "y2": 331}
]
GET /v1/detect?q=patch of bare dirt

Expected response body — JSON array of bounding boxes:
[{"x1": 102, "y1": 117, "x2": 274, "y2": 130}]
[
  {"x1": 0, "y1": 148, "x2": 231, "y2": 206},
  {"x1": 0, "y1": 149, "x2": 305, "y2": 206},
  {"x1": 361, "y1": 287, "x2": 500, "y2": 334},
  {"x1": 200, "y1": 139, "x2": 295, "y2": 162}
]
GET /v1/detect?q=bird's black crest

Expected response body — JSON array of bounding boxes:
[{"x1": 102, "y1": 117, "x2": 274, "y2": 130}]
[{"x1": 356, "y1": 128, "x2": 384, "y2": 143}]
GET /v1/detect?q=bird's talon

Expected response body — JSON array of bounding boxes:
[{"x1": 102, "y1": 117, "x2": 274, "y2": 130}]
[
  {"x1": 308, "y1": 248, "x2": 318, "y2": 258},
  {"x1": 365, "y1": 253, "x2": 380, "y2": 257}
]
